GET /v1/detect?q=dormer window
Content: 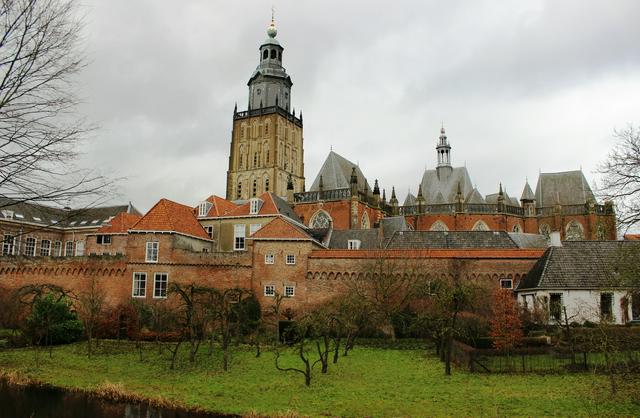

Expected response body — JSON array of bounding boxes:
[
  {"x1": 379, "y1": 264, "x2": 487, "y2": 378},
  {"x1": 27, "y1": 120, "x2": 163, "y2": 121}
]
[
  {"x1": 198, "y1": 201, "x2": 212, "y2": 218},
  {"x1": 249, "y1": 198, "x2": 262, "y2": 215},
  {"x1": 348, "y1": 239, "x2": 361, "y2": 250},
  {"x1": 1, "y1": 210, "x2": 14, "y2": 219}
]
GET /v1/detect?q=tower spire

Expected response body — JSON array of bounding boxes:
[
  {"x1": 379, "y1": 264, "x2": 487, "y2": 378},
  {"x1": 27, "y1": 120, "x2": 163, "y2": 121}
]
[{"x1": 436, "y1": 124, "x2": 452, "y2": 175}]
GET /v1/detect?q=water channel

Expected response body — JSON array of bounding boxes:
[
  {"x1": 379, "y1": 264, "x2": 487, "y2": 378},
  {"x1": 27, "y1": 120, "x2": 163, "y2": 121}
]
[{"x1": 0, "y1": 379, "x2": 235, "y2": 418}]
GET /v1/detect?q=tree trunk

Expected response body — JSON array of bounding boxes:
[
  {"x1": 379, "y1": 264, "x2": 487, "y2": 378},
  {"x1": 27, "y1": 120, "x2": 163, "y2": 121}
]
[{"x1": 333, "y1": 337, "x2": 341, "y2": 364}]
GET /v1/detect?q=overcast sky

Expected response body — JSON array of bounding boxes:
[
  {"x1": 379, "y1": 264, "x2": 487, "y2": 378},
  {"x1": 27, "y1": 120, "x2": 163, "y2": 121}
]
[{"x1": 74, "y1": 0, "x2": 640, "y2": 212}]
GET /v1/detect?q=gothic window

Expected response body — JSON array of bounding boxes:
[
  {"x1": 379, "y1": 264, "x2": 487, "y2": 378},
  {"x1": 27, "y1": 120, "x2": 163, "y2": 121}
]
[
  {"x1": 265, "y1": 122, "x2": 269, "y2": 135},
  {"x1": 253, "y1": 152, "x2": 258, "y2": 167},
  {"x1": 270, "y1": 49, "x2": 276, "y2": 59},
  {"x1": 264, "y1": 142, "x2": 270, "y2": 164},
  {"x1": 252, "y1": 179, "x2": 258, "y2": 197},
  {"x1": 310, "y1": 210, "x2": 332, "y2": 229},
  {"x1": 236, "y1": 181, "x2": 242, "y2": 199},
  {"x1": 263, "y1": 50, "x2": 268, "y2": 60},
  {"x1": 472, "y1": 220, "x2": 490, "y2": 231},
  {"x1": 565, "y1": 220, "x2": 584, "y2": 241},
  {"x1": 264, "y1": 178, "x2": 270, "y2": 192},
  {"x1": 361, "y1": 212, "x2": 370, "y2": 229},
  {"x1": 596, "y1": 223, "x2": 606, "y2": 240},
  {"x1": 430, "y1": 220, "x2": 449, "y2": 231},
  {"x1": 539, "y1": 224, "x2": 551, "y2": 241},
  {"x1": 512, "y1": 224, "x2": 522, "y2": 233}
]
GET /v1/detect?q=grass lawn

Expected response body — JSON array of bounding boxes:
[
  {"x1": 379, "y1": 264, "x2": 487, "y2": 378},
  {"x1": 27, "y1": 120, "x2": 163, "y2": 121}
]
[{"x1": 0, "y1": 341, "x2": 638, "y2": 417}]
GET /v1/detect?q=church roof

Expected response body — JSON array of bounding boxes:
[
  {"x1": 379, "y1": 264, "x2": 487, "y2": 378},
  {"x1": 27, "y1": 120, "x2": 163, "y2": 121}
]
[
  {"x1": 403, "y1": 192, "x2": 417, "y2": 206},
  {"x1": 384, "y1": 231, "x2": 548, "y2": 250},
  {"x1": 465, "y1": 188, "x2": 485, "y2": 204},
  {"x1": 521, "y1": 181, "x2": 535, "y2": 201},
  {"x1": 534, "y1": 170, "x2": 596, "y2": 208},
  {"x1": 309, "y1": 151, "x2": 371, "y2": 194},
  {"x1": 420, "y1": 167, "x2": 473, "y2": 204}
]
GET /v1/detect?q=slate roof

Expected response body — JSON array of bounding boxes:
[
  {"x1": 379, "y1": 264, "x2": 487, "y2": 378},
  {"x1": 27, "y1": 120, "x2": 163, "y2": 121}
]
[
  {"x1": 327, "y1": 229, "x2": 383, "y2": 249},
  {"x1": 465, "y1": 188, "x2": 485, "y2": 204},
  {"x1": 130, "y1": 198, "x2": 211, "y2": 240},
  {"x1": 225, "y1": 192, "x2": 302, "y2": 223},
  {"x1": 403, "y1": 192, "x2": 417, "y2": 206},
  {"x1": 309, "y1": 151, "x2": 371, "y2": 194},
  {"x1": 420, "y1": 167, "x2": 473, "y2": 204},
  {"x1": 517, "y1": 241, "x2": 640, "y2": 291},
  {"x1": 534, "y1": 170, "x2": 596, "y2": 208},
  {"x1": 521, "y1": 181, "x2": 535, "y2": 201},
  {"x1": 383, "y1": 231, "x2": 542, "y2": 250},
  {"x1": 0, "y1": 198, "x2": 137, "y2": 229},
  {"x1": 507, "y1": 233, "x2": 549, "y2": 249},
  {"x1": 95, "y1": 212, "x2": 142, "y2": 234}
]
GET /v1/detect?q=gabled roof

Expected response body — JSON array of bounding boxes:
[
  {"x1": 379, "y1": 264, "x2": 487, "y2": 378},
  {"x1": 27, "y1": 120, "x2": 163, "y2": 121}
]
[
  {"x1": 225, "y1": 192, "x2": 302, "y2": 223},
  {"x1": 130, "y1": 198, "x2": 210, "y2": 240},
  {"x1": 96, "y1": 212, "x2": 142, "y2": 234},
  {"x1": 200, "y1": 195, "x2": 237, "y2": 217},
  {"x1": 250, "y1": 217, "x2": 315, "y2": 241},
  {"x1": 534, "y1": 170, "x2": 596, "y2": 208},
  {"x1": 517, "y1": 241, "x2": 640, "y2": 291},
  {"x1": 403, "y1": 192, "x2": 417, "y2": 206},
  {"x1": 465, "y1": 188, "x2": 485, "y2": 204},
  {"x1": 309, "y1": 151, "x2": 371, "y2": 194}
]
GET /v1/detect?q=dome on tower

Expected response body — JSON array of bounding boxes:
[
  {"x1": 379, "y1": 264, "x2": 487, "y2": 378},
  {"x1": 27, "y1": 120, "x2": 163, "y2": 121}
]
[{"x1": 267, "y1": 21, "x2": 277, "y2": 38}]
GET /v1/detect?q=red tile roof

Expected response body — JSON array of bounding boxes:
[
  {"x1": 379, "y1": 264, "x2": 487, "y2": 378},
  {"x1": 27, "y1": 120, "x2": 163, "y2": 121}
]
[
  {"x1": 309, "y1": 249, "x2": 545, "y2": 259},
  {"x1": 197, "y1": 195, "x2": 237, "y2": 217},
  {"x1": 624, "y1": 234, "x2": 640, "y2": 241},
  {"x1": 131, "y1": 198, "x2": 211, "y2": 240},
  {"x1": 250, "y1": 217, "x2": 311, "y2": 240},
  {"x1": 96, "y1": 212, "x2": 142, "y2": 234},
  {"x1": 226, "y1": 192, "x2": 282, "y2": 217}
]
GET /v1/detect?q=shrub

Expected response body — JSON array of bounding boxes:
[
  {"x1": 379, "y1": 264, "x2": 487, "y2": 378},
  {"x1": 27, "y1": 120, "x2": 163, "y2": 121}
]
[{"x1": 25, "y1": 294, "x2": 83, "y2": 346}]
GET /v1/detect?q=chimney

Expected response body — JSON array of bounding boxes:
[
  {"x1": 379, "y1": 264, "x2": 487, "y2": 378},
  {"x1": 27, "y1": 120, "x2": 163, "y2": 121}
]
[{"x1": 549, "y1": 231, "x2": 562, "y2": 247}]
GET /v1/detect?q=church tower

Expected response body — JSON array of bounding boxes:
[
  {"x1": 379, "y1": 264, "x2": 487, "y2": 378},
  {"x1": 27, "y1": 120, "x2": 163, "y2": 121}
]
[{"x1": 226, "y1": 17, "x2": 305, "y2": 200}]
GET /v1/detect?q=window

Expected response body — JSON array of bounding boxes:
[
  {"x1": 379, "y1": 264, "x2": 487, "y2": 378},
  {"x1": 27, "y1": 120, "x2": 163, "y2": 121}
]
[
  {"x1": 2, "y1": 234, "x2": 14, "y2": 256},
  {"x1": 132, "y1": 272, "x2": 147, "y2": 298},
  {"x1": 265, "y1": 253, "x2": 274, "y2": 264},
  {"x1": 153, "y1": 273, "x2": 168, "y2": 298},
  {"x1": 40, "y1": 240, "x2": 51, "y2": 256},
  {"x1": 75, "y1": 240, "x2": 85, "y2": 256},
  {"x1": 310, "y1": 210, "x2": 332, "y2": 229},
  {"x1": 252, "y1": 179, "x2": 257, "y2": 196},
  {"x1": 234, "y1": 224, "x2": 245, "y2": 250},
  {"x1": 65, "y1": 241, "x2": 74, "y2": 256},
  {"x1": 24, "y1": 237, "x2": 36, "y2": 256},
  {"x1": 249, "y1": 224, "x2": 262, "y2": 236},
  {"x1": 205, "y1": 226, "x2": 214, "y2": 239},
  {"x1": 286, "y1": 254, "x2": 296, "y2": 265},
  {"x1": 146, "y1": 241, "x2": 159, "y2": 262},
  {"x1": 347, "y1": 239, "x2": 361, "y2": 250},
  {"x1": 284, "y1": 285, "x2": 295, "y2": 297},
  {"x1": 237, "y1": 182, "x2": 242, "y2": 199},
  {"x1": 265, "y1": 178, "x2": 269, "y2": 191},
  {"x1": 264, "y1": 285, "x2": 275, "y2": 297},
  {"x1": 600, "y1": 293, "x2": 613, "y2": 321},
  {"x1": 249, "y1": 198, "x2": 261, "y2": 214},
  {"x1": 632, "y1": 292, "x2": 640, "y2": 321},
  {"x1": 262, "y1": 49, "x2": 268, "y2": 60},
  {"x1": 54, "y1": 241, "x2": 62, "y2": 257},
  {"x1": 549, "y1": 293, "x2": 563, "y2": 322},
  {"x1": 500, "y1": 279, "x2": 513, "y2": 289},
  {"x1": 97, "y1": 235, "x2": 112, "y2": 245},
  {"x1": 198, "y1": 201, "x2": 212, "y2": 217},
  {"x1": 270, "y1": 49, "x2": 276, "y2": 59}
]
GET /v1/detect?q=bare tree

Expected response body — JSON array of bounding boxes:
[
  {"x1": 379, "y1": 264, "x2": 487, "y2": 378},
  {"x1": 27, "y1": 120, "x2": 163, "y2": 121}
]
[
  {"x1": 0, "y1": 0, "x2": 114, "y2": 208},
  {"x1": 76, "y1": 276, "x2": 105, "y2": 358},
  {"x1": 598, "y1": 125, "x2": 640, "y2": 231}
]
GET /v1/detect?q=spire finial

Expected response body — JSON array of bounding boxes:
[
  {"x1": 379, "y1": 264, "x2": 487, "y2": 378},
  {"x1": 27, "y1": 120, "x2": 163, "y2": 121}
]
[
  {"x1": 271, "y1": 5, "x2": 275, "y2": 23},
  {"x1": 267, "y1": 7, "x2": 277, "y2": 38}
]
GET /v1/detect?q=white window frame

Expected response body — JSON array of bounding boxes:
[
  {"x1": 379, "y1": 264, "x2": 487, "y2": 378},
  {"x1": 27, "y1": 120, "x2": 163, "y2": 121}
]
[
  {"x1": 285, "y1": 254, "x2": 296, "y2": 265},
  {"x1": 249, "y1": 198, "x2": 261, "y2": 215},
  {"x1": 347, "y1": 239, "x2": 361, "y2": 250},
  {"x1": 198, "y1": 201, "x2": 212, "y2": 217},
  {"x1": 24, "y1": 237, "x2": 36, "y2": 256},
  {"x1": 64, "y1": 241, "x2": 74, "y2": 256},
  {"x1": 234, "y1": 224, "x2": 246, "y2": 251},
  {"x1": 145, "y1": 241, "x2": 159, "y2": 263},
  {"x1": 153, "y1": 272, "x2": 168, "y2": 299},
  {"x1": 249, "y1": 223, "x2": 262, "y2": 236},
  {"x1": 132, "y1": 272, "x2": 147, "y2": 298},
  {"x1": 264, "y1": 284, "x2": 275, "y2": 297},
  {"x1": 40, "y1": 240, "x2": 51, "y2": 256},
  {"x1": 205, "y1": 225, "x2": 214, "y2": 239},
  {"x1": 75, "y1": 240, "x2": 85, "y2": 256},
  {"x1": 2, "y1": 234, "x2": 14, "y2": 256},
  {"x1": 284, "y1": 285, "x2": 295, "y2": 298},
  {"x1": 53, "y1": 241, "x2": 62, "y2": 257},
  {"x1": 264, "y1": 253, "x2": 275, "y2": 264},
  {"x1": 500, "y1": 279, "x2": 513, "y2": 289}
]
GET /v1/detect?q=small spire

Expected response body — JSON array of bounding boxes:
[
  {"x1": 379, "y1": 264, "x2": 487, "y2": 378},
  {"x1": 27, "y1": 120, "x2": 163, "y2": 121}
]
[
  {"x1": 499, "y1": 183, "x2": 503, "y2": 195},
  {"x1": 292, "y1": 107, "x2": 295, "y2": 117},
  {"x1": 391, "y1": 186, "x2": 397, "y2": 199},
  {"x1": 373, "y1": 179, "x2": 380, "y2": 195},
  {"x1": 233, "y1": 102, "x2": 237, "y2": 115},
  {"x1": 416, "y1": 183, "x2": 423, "y2": 198},
  {"x1": 299, "y1": 111, "x2": 303, "y2": 122},
  {"x1": 318, "y1": 175, "x2": 324, "y2": 191},
  {"x1": 382, "y1": 188, "x2": 387, "y2": 202},
  {"x1": 350, "y1": 167, "x2": 358, "y2": 185},
  {"x1": 457, "y1": 181, "x2": 462, "y2": 195}
]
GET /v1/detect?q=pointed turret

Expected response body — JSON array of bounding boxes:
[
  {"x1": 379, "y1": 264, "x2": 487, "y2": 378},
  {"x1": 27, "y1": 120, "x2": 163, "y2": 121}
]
[
  {"x1": 436, "y1": 124, "x2": 452, "y2": 177},
  {"x1": 390, "y1": 186, "x2": 399, "y2": 215},
  {"x1": 416, "y1": 182, "x2": 425, "y2": 213},
  {"x1": 497, "y1": 183, "x2": 505, "y2": 212},
  {"x1": 373, "y1": 179, "x2": 380, "y2": 207},
  {"x1": 520, "y1": 179, "x2": 536, "y2": 217},
  {"x1": 350, "y1": 166, "x2": 358, "y2": 196},
  {"x1": 455, "y1": 181, "x2": 464, "y2": 212}
]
